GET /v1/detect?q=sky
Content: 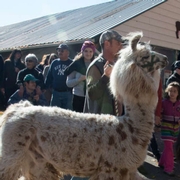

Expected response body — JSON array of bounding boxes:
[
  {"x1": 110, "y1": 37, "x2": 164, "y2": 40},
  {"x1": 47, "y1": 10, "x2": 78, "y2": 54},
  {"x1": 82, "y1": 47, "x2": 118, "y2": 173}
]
[{"x1": 0, "y1": 0, "x2": 112, "y2": 27}]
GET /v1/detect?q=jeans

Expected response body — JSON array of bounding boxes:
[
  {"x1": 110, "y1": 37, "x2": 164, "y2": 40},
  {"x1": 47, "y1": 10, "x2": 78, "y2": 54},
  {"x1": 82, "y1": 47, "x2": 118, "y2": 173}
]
[
  {"x1": 50, "y1": 90, "x2": 72, "y2": 110},
  {"x1": 73, "y1": 95, "x2": 85, "y2": 112},
  {"x1": 150, "y1": 133, "x2": 161, "y2": 161}
]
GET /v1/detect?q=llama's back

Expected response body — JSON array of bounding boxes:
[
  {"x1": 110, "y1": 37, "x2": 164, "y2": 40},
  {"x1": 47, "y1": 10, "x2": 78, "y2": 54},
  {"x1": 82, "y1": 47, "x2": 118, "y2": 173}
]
[{"x1": 0, "y1": 101, "x2": 32, "y2": 129}]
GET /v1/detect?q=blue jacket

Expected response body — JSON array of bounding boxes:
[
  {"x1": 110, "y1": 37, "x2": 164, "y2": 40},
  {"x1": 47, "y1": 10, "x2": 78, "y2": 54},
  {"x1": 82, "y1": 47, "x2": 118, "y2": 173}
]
[
  {"x1": 45, "y1": 58, "x2": 72, "y2": 91},
  {"x1": 8, "y1": 89, "x2": 48, "y2": 106}
]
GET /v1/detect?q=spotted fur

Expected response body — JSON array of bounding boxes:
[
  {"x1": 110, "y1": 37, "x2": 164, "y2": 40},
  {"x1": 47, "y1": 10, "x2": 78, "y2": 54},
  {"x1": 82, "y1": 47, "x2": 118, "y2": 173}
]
[{"x1": 0, "y1": 32, "x2": 168, "y2": 180}]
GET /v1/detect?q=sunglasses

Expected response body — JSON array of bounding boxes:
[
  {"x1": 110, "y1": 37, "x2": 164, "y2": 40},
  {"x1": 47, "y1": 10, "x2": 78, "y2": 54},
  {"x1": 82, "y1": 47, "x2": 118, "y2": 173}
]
[
  {"x1": 57, "y1": 49, "x2": 65, "y2": 53},
  {"x1": 26, "y1": 60, "x2": 34, "y2": 63}
]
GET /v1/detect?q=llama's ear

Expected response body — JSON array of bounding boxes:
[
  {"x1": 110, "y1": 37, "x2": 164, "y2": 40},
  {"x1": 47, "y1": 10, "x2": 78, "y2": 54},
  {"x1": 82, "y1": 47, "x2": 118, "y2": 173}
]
[
  {"x1": 131, "y1": 34, "x2": 142, "y2": 52},
  {"x1": 130, "y1": 62, "x2": 136, "y2": 71}
]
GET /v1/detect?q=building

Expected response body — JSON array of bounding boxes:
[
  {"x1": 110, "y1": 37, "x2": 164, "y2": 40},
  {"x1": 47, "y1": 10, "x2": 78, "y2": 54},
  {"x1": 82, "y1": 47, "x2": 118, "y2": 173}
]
[{"x1": 0, "y1": 0, "x2": 180, "y2": 83}]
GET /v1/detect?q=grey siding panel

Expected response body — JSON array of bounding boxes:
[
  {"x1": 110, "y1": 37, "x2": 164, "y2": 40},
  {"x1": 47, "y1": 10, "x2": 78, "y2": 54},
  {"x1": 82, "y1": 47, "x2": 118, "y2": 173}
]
[{"x1": 0, "y1": 0, "x2": 165, "y2": 51}]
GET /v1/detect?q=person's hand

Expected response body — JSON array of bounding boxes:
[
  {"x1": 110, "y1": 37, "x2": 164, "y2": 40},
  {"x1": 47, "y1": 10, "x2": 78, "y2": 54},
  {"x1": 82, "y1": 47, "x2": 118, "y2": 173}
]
[
  {"x1": 178, "y1": 120, "x2": 180, "y2": 125},
  {"x1": 79, "y1": 75, "x2": 86, "y2": 82},
  {"x1": 34, "y1": 95, "x2": 39, "y2": 101},
  {"x1": 0, "y1": 88, "x2": 5, "y2": 94},
  {"x1": 15, "y1": 67, "x2": 20, "y2": 73},
  {"x1": 36, "y1": 86, "x2": 42, "y2": 95},
  {"x1": 155, "y1": 116, "x2": 161, "y2": 126},
  {"x1": 18, "y1": 86, "x2": 24, "y2": 97},
  {"x1": 104, "y1": 61, "x2": 113, "y2": 77}
]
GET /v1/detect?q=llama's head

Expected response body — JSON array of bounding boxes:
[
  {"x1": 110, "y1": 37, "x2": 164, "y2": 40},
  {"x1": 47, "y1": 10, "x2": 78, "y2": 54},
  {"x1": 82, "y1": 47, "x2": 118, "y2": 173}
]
[{"x1": 110, "y1": 32, "x2": 168, "y2": 106}]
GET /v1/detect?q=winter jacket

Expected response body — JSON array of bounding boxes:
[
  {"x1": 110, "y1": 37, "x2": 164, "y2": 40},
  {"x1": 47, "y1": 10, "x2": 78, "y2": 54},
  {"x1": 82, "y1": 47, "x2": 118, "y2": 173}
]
[
  {"x1": 84, "y1": 54, "x2": 121, "y2": 115},
  {"x1": 8, "y1": 89, "x2": 47, "y2": 106},
  {"x1": 1, "y1": 59, "x2": 25, "y2": 89},
  {"x1": 161, "y1": 99, "x2": 180, "y2": 142},
  {"x1": 17, "y1": 68, "x2": 44, "y2": 89},
  {"x1": 166, "y1": 72, "x2": 180, "y2": 87},
  {"x1": 45, "y1": 58, "x2": 72, "y2": 91}
]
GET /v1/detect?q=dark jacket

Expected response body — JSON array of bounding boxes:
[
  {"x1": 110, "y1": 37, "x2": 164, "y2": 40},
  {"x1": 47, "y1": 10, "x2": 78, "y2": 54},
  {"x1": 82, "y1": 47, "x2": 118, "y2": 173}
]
[
  {"x1": 1, "y1": 59, "x2": 25, "y2": 89},
  {"x1": 17, "y1": 68, "x2": 44, "y2": 89},
  {"x1": 65, "y1": 57, "x2": 87, "y2": 94},
  {"x1": 166, "y1": 72, "x2": 180, "y2": 87},
  {"x1": 0, "y1": 55, "x2": 4, "y2": 87},
  {"x1": 65, "y1": 58, "x2": 87, "y2": 75},
  {"x1": 45, "y1": 59, "x2": 72, "y2": 91},
  {"x1": 8, "y1": 89, "x2": 47, "y2": 106}
]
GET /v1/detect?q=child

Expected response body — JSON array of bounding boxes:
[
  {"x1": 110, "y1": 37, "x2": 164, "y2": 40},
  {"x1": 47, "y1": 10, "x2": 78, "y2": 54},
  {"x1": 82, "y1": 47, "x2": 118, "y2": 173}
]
[{"x1": 159, "y1": 82, "x2": 180, "y2": 176}]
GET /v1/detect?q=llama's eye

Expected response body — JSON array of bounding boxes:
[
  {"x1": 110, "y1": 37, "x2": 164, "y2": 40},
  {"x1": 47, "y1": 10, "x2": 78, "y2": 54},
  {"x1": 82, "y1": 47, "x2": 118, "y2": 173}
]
[{"x1": 143, "y1": 56, "x2": 150, "y2": 59}]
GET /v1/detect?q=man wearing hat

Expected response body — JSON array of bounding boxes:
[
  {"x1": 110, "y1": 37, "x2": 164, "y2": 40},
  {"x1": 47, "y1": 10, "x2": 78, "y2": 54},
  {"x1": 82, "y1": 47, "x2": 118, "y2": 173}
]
[
  {"x1": 45, "y1": 43, "x2": 72, "y2": 109},
  {"x1": 8, "y1": 74, "x2": 47, "y2": 106},
  {"x1": 84, "y1": 29, "x2": 123, "y2": 115},
  {"x1": 166, "y1": 61, "x2": 180, "y2": 87}
]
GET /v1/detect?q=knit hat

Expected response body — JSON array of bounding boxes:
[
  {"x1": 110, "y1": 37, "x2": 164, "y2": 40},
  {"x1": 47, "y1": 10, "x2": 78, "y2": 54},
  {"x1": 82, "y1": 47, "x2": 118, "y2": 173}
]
[
  {"x1": 25, "y1": 53, "x2": 38, "y2": 65},
  {"x1": 99, "y1": 30, "x2": 122, "y2": 45},
  {"x1": 81, "y1": 41, "x2": 96, "y2": 53}
]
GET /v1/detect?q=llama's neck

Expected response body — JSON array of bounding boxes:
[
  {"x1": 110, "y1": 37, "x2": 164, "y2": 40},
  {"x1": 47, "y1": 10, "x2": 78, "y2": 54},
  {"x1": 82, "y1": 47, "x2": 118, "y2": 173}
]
[{"x1": 123, "y1": 98, "x2": 156, "y2": 133}]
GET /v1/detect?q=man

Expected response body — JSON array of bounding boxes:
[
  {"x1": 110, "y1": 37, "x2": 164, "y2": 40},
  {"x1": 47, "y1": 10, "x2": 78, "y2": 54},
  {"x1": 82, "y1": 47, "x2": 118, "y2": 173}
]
[
  {"x1": 166, "y1": 60, "x2": 180, "y2": 86},
  {"x1": 45, "y1": 43, "x2": 72, "y2": 109},
  {"x1": 8, "y1": 74, "x2": 47, "y2": 106},
  {"x1": 72, "y1": 30, "x2": 124, "y2": 180},
  {"x1": 84, "y1": 30, "x2": 123, "y2": 115}
]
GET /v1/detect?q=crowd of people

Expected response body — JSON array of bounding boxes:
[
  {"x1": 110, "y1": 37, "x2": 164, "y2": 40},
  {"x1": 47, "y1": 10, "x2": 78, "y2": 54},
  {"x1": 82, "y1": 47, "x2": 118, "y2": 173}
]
[{"x1": 0, "y1": 29, "x2": 180, "y2": 178}]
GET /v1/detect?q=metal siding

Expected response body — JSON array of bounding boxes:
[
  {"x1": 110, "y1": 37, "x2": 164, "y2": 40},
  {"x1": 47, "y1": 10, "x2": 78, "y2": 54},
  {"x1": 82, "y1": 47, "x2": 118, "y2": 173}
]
[{"x1": 0, "y1": 0, "x2": 165, "y2": 51}]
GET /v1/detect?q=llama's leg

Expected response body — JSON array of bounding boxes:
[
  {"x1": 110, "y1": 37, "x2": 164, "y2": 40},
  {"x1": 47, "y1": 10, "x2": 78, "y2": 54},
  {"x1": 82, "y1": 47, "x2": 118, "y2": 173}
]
[
  {"x1": 130, "y1": 171, "x2": 150, "y2": 180},
  {"x1": 0, "y1": 154, "x2": 23, "y2": 180},
  {"x1": 25, "y1": 162, "x2": 61, "y2": 180},
  {"x1": 21, "y1": 150, "x2": 61, "y2": 180},
  {"x1": 89, "y1": 170, "x2": 130, "y2": 180}
]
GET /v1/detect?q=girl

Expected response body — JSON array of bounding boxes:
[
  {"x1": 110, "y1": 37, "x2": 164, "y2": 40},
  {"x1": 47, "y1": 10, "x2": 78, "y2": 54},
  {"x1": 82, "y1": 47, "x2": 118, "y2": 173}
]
[
  {"x1": 159, "y1": 82, "x2": 180, "y2": 176},
  {"x1": 65, "y1": 41, "x2": 96, "y2": 112},
  {"x1": 36, "y1": 54, "x2": 50, "y2": 72}
]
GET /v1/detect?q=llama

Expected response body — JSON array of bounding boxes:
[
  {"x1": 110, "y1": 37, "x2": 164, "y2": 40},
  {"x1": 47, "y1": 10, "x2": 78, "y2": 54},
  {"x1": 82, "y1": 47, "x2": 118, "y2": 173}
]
[{"x1": 0, "y1": 32, "x2": 168, "y2": 180}]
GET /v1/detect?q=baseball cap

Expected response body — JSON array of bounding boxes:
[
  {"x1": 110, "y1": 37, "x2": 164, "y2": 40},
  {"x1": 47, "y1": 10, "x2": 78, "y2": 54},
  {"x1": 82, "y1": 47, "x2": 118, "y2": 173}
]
[
  {"x1": 174, "y1": 61, "x2": 180, "y2": 70},
  {"x1": 56, "y1": 43, "x2": 69, "y2": 51},
  {"x1": 23, "y1": 74, "x2": 38, "y2": 82},
  {"x1": 99, "y1": 30, "x2": 123, "y2": 45}
]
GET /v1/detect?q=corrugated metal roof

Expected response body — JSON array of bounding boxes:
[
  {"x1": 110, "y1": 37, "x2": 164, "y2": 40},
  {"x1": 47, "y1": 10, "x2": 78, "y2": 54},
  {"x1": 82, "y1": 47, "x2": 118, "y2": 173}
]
[{"x1": 0, "y1": 0, "x2": 166, "y2": 51}]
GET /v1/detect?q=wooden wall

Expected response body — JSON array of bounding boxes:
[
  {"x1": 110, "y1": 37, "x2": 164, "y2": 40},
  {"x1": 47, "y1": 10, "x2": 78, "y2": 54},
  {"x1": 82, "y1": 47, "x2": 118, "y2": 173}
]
[{"x1": 113, "y1": 0, "x2": 180, "y2": 51}]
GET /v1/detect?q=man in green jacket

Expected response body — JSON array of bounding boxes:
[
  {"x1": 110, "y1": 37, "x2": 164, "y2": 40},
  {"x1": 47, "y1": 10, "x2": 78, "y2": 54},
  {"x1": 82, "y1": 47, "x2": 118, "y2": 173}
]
[{"x1": 84, "y1": 29, "x2": 123, "y2": 115}]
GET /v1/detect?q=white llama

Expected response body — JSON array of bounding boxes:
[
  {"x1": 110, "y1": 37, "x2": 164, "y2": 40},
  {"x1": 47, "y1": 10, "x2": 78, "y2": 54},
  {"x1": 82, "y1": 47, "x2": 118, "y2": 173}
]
[{"x1": 0, "y1": 32, "x2": 168, "y2": 180}]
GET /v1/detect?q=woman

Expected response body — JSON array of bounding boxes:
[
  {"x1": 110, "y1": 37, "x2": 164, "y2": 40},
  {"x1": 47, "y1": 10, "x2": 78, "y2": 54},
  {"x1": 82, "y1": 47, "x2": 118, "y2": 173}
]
[
  {"x1": 0, "y1": 54, "x2": 6, "y2": 110},
  {"x1": 17, "y1": 54, "x2": 44, "y2": 97},
  {"x1": 43, "y1": 53, "x2": 58, "y2": 80},
  {"x1": 36, "y1": 54, "x2": 50, "y2": 72},
  {"x1": 1, "y1": 49, "x2": 25, "y2": 105},
  {"x1": 65, "y1": 41, "x2": 96, "y2": 112},
  {"x1": 43, "y1": 53, "x2": 58, "y2": 104}
]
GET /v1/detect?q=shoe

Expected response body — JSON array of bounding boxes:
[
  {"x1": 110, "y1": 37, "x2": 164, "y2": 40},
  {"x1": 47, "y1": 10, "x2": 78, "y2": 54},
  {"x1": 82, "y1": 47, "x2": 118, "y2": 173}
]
[
  {"x1": 138, "y1": 165, "x2": 148, "y2": 175},
  {"x1": 164, "y1": 171, "x2": 175, "y2": 176},
  {"x1": 158, "y1": 165, "x2": 164, "y2": 169}
]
